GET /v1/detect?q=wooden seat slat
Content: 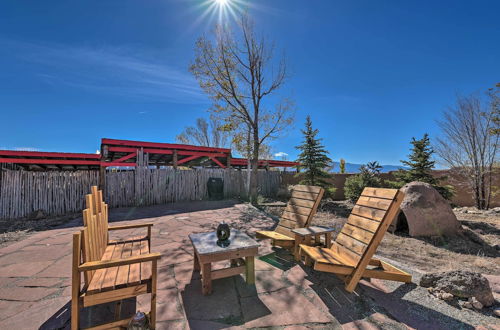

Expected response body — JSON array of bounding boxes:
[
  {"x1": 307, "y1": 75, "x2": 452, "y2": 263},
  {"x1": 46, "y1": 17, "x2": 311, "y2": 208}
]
[
  {"x1": 336, "y1": 232, "x2": 367, "y2": 256},
  {"x1": 128, "y1": 241, "x2": 142, "y2": 285},
  {"x1": 361, "y1": 187, "x2": 398, "y2": 200},
  {"x1": 278, "y1": 219, "x2": 296, "y2": 230},
  {"x1": 288, "y1": 198, "x2": 316, "y2": 208},
  {"x1": 356, "y1": 196, "x2": 393, "y2": 210},
  {"x1": 350, "y1": 205, "x2": 387, "y2": 222},
  {"x1": 290, "y1": 190, "x2": 319, "y2": 201},
  {"x1": 346, "y1": 214, "x2": 380, "y2": 233},
  {"x1": 100, "y1": 242, "x2": 125, "y2": 292},
  {"x1": 275, "y1": 225, "x2": 295, "y2": 238},
  {"x1": 140, "y1": 239, "x2": 152, "y2": 283},
  {"x1": 114, "y1": 242, "x2": 132, "y2": 289},
  {"x1": 284, "y1": 204, "x2": 314, "y2": 216},
  {"x1": 281, "y1": 211, "x2": 309, "y2": 227},
  {"x1": 87, "y1": 243, "x2": 116, "y2": 293},
  {"x1": 292, "y1": 185, "x2": 323, "y2": 194},
  {"x1": 340, "y1": 223, "x2": 374, "y2": 245},
  {"x1": 256, "y1": 230, "x2": 295, "y2": 241}
]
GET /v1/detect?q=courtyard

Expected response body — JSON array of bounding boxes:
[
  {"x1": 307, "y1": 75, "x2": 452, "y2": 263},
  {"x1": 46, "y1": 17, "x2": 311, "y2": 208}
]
[{"x1": 0, "y1": 200, "x2": 498, "y2": 329}]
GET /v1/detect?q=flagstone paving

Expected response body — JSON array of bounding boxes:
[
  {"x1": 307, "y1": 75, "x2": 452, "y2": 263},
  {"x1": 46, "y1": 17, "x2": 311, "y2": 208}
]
[{"x1": 0, "y1": 200, "x2": 493, "y2": 329}]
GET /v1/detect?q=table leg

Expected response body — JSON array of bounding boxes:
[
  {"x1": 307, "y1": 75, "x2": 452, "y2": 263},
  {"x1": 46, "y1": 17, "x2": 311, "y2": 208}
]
[
  {"x1": 245, "y1": 256, "x2": 255, "y2": 285},
  {"x1": 315, "y1": 234, "x2": 321, "y2": 246},
  {"x1": 325, "y1": 232, "x2": 332, "y2": 248},
  {"x1": 193, "y1": 252, "x2": 200, "y2": 271},
  {"x1": 294, "y1": 235, "x2": 304, "y2": 261},
  {"x1": 201, "y1": 263, "x2": 212, "y2": 295}
]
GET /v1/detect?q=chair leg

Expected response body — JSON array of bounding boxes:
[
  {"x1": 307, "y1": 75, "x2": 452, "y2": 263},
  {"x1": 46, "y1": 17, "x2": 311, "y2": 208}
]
[
  {"x1": 150, "y1": 260, "x2": 158, "y2": 329},
  {"x1": 71, "y1": 296, "x2": 79, "y2": 330}
]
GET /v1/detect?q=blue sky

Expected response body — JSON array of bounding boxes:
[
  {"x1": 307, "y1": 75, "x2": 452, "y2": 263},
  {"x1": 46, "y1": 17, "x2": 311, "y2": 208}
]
[{"x1": 1, "y1": 0, "x2": 499, "y2": 165}]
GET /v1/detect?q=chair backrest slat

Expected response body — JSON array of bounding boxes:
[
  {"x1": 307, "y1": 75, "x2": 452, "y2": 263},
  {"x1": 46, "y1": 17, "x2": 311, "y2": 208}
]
[
  {"x1": 334, "y1": 187, "x2": 404, "y2": 270},
  {"x1": 275, "y1": 185, "x2": 324, "y2": 235},
  {"x1": 80, "y1": 186, "x2": 109, "y2": 287}
]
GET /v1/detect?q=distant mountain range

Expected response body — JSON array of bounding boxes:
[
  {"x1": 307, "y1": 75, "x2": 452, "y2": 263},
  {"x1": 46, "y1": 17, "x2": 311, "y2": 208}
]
[{"x1": 330, "y1": 161, "x2": 408, "y2": 173}]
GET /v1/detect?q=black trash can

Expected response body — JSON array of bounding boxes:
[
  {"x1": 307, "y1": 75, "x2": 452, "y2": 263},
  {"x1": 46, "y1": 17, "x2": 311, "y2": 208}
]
[{"x1": 207, "y1": 177, "x2": 224, "y2": 200}]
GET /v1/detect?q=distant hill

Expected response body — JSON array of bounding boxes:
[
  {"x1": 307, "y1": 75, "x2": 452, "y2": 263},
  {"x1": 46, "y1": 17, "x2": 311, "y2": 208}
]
[{"x1": 330, "y1": 161, "x2": 407, "y2": 173}]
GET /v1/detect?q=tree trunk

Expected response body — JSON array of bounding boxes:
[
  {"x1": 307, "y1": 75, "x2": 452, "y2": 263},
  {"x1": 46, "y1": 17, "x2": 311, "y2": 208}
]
[{"x1": 249, "y1": 130, "x2": 260, "y2": 205}]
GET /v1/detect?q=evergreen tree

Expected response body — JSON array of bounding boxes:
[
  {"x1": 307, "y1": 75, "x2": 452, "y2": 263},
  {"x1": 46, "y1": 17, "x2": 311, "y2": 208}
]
[
  {"x1": 295, "y1": 116, "x2": 333, "y2": 189},
  {"x1": 389, "y1": 134, "x2": 453, "y2": 199}
]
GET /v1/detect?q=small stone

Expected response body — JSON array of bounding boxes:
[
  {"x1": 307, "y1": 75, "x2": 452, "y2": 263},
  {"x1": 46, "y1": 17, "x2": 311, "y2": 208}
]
[
  {"x1": 471, "y1": 297, "x2": 483, "y2": 310},
  {"x1": 462, "y1": 301, "x2": 473, "y2": 309},
  {"x1": 493, "y1": 308, "x2": 500, "y2": 317},
  {"x1": 441, "y1": 292, "x2": 454, "y2": 301},
  {"x1": 427, "y1": 287, "x2": 434, "y2": 293}
]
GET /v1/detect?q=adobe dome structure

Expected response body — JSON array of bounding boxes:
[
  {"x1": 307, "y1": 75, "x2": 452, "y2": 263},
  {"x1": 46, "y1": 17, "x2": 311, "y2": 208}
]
[{"x1": 392, "y1": 182, "x2": 461, "y2": 237}]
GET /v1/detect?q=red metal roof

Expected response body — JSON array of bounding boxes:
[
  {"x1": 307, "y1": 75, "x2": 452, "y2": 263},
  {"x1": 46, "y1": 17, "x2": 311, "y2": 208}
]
[{"x1": 0, "y1": 138, "x2": 298, "y2": 170}]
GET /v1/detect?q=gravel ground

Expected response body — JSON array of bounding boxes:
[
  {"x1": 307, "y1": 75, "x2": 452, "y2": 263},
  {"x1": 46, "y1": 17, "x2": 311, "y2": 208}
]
[{"x1": 259, "y1": 199, "x2": 500, "y2": 328}]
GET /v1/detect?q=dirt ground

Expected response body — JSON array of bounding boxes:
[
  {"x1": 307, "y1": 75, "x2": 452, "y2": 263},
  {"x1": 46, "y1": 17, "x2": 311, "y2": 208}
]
[
  {"x1": 263, "y1": 200, "x2": 500, "y2": 276},
  {"x1": 0, "y1": 213, "x2": 79, "y2": 248}
]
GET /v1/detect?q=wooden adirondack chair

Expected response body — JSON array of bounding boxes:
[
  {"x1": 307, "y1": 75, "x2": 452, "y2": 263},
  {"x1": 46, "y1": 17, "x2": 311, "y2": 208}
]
[
  {"x1": 256, "y1": 185, "x2": 324, "y2": 248},
  {"x1": 72, "y1": 186, "x2": 161, "y2": 329},
  {"x1": 299, "y1": 187, "x2": 412, "y2": 292}
]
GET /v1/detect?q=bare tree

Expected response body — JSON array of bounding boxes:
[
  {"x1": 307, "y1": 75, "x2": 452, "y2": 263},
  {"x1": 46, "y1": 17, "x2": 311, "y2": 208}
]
[
  {"x1": 436, "y1": 92, "x2": 499, "y2": 209},
  {"x1": 176, "y1": 115, "x2": 230, "y2": 148},
  {"x1": 190, "y1": 14, "x2": 294, "y2": 203}
]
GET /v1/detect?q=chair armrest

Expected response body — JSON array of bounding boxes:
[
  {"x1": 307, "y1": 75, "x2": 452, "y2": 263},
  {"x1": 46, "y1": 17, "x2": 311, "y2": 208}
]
[
  {"x1": 108, "y1": 223, "x2": 154, "y2": 231},
  {"x1": 78, "y1": 253, "x2": 161, "y2": 271}
]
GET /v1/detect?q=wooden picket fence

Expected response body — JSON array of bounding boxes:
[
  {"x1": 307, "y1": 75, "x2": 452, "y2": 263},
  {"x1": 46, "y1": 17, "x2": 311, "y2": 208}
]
[
  {"x1": 0, "y1": 170, "x2": 99, "y2": 219},
  {"x1": 0, "y1": 167, "x2": 283, "y2": 220}
]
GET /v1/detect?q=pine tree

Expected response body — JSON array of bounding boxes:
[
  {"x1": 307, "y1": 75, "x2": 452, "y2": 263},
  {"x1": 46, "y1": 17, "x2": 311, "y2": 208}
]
[
  {"x1": 390, "y1": 134, "x2": 453, "y2": 199},
  {"x1": 295, "y1": 116, "x2": 333, "y2": 188}
]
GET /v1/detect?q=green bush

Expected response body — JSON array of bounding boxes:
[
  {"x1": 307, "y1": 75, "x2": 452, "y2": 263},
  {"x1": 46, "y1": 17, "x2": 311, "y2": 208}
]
[{"x1": 344, "y1": 162, "x2": 382, "y2": 202}]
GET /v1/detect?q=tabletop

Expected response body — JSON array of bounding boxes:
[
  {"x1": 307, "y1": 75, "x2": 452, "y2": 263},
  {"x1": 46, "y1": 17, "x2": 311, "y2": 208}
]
[
  {"x1": 189, "y1": 229, "x2": 260, "y2": 255},
  {"x1": 292, "y1": 226, "x2": 336, "y2": 236}
]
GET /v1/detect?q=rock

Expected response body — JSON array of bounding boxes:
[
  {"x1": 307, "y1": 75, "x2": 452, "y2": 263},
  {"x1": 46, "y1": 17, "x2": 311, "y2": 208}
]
[
  {"x1": 470, "y1": 297, "x2": 483, "y2": 310},
  {"x1": 420, "y1": 270, "x2": 495, "y2": 307},
  {"x1": 441, "y1": 292, "x2": 454, "y2": 301},
  {"x1": 396, "y1": 182, "x2": 461, "y2": 237},
  {"x1": 462, "y1": 301, "x2": 473, "y2": 309},
  {"x1": 493, "y1": 308, "x2": 500, "y2": 317}
]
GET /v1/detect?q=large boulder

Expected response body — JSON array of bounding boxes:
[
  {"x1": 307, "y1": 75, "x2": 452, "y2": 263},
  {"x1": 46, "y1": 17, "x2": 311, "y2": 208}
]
[
  {"x1": 399, "y1": 182, "x2": 461, "y2": 237},
  {"x1": 420, "y1": 270, "x2": 495, "y2": 306}
]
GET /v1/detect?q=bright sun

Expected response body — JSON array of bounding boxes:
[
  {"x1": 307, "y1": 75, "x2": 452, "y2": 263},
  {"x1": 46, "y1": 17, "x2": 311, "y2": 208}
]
[{"x1": 215, "y1": 0, "x2": 229, "y2": 6}]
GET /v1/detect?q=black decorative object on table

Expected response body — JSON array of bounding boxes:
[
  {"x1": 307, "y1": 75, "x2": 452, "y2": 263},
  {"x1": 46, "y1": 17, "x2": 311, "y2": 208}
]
[{"x1": 216, "y1": 222, "x2": 231, "y2": 247}]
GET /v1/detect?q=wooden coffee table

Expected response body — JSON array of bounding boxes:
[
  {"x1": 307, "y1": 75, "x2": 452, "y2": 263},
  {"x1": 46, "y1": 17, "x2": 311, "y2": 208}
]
[
  {"x1": 292, "y1": 226, "x2": 335, "y2": 261},
  {"x1": 189, "y1": 230, "x2": 260, "y2": 295}
]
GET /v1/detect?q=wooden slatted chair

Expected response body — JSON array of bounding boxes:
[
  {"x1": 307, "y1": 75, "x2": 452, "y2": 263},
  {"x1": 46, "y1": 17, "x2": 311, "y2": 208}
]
[
  {"x1": 72, "y1": 186, "x2": 161, "y2": 330},
  {"x1": 299, "y1": 187, "x2": 412, "y2": 292},
  {"x1": 256, "y1": 185, "x2": 324, "y2": 248}
]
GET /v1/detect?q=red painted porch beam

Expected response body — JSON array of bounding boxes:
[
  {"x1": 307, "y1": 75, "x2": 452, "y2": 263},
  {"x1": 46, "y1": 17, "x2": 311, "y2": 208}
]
[
  {"x1": 113, "y1": 152, "x2": 137, "y2": 163},
  {"x1": 101, "y1": 162, "x2": 137, "y2": 167},
  {"x1": 209, "y1": 157, "x2": 226, "y2": 169},
  {"x1": 0, "y1": 150, "x2": 100, "y2": 159},
  {"x1": 177, "y1": 154, "x2": 201, "y2": 165},
  {"x1": 0, "y1": 158, "x2": 101, "y2": 165},
  {"x1": 102, "y1": 138, "x2": 231, "y2": 154},
  {"x1": 107, "y1": 146, "x2": 226, "y2": 158}
]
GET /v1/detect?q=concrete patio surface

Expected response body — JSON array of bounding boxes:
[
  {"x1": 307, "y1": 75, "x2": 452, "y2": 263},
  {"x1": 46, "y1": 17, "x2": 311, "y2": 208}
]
[{"x1": 0, "y1": 200, "x2": 495, "y2": 329}]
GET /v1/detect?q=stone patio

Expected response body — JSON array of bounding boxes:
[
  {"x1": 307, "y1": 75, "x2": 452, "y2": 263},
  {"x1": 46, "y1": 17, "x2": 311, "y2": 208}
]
[{"x1": 0, "y1": 200, "x2": 492, "y2": 329}]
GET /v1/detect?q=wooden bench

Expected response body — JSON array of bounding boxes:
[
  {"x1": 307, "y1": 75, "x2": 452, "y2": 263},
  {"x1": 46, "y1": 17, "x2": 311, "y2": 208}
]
[
  {"x1": 72, "y1": 186, "x2": 161, "y2": 330},
  {"x1": 256, "y1": 185, "x2": 324, "y2": 248},
  {"x1": 299, "y1": 187, "x2": 412, "y2": 292}
]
